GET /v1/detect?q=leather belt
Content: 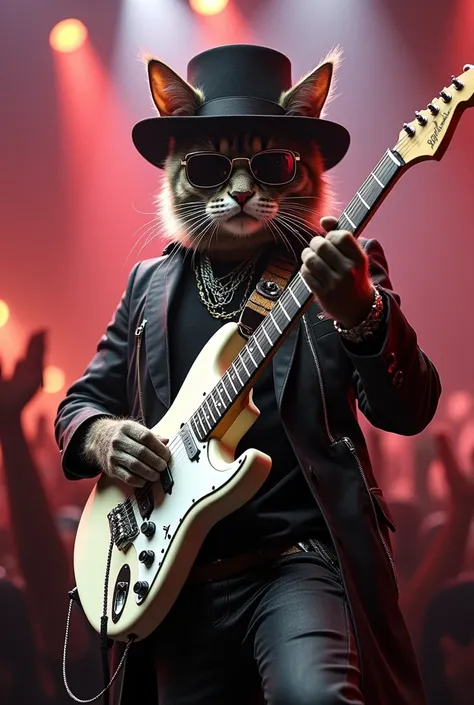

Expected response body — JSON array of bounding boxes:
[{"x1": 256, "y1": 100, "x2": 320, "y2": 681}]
[{"x1": 187, "y1": 542, "x2": 303, "y2": 583}]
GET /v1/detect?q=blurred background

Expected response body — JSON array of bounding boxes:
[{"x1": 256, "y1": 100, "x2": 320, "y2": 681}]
[{"x1": 0, "y1": 0, "x2": 474, "y2": 704}]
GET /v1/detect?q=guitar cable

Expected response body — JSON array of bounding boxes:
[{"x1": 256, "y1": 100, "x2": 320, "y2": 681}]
[{"x1": 62, "y1": 537, "x2": 136, "y2": 703}]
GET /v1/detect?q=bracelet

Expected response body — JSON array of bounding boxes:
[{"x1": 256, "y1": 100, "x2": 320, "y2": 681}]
[{"x1": 333, "y1": 286, "x2": 384, "y2": 343}]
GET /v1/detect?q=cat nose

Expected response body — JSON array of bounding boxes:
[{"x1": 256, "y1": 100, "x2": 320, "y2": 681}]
[{"x1": 229, "y1": 190, "x2": 254, "y2": 206}]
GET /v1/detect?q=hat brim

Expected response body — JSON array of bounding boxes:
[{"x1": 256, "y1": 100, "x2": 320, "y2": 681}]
[{"x1": 131, "y1": 115, "x2": 350, "y2": 171}]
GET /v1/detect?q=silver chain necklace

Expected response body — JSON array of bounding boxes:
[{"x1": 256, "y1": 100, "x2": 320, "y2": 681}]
[{"x1": 193, "y1": 252, "x2": 257, "y2": 320}]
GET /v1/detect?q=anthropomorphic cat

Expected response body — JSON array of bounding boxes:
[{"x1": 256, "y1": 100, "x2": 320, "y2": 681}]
[{"x1": 55, "y1": 44, "x2": 440, "y2": 705}]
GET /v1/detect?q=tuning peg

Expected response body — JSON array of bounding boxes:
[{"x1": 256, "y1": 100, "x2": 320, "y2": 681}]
[
  {"x1": 463, "y1": 64, "x2": 474, "y2": 72},
  {"x1": 415, "y1": 111, "x2": 427, "y2": 125},
  {"x1": 440, "y1": 90, "x2": 452, "y2": 103},
  {"x1": 427, "y1": 102, "x2": 439, "y2": 115},
  {"x1": 403, "y1": 123, "x2": 415, "y2": 137},
  {"x1": 451, "y1": 75, "x2": 464, "y2": 90}
]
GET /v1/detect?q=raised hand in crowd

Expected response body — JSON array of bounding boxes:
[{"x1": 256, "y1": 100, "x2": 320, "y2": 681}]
[
  {"x1": 400, "y1": 430, "x2": 474, "y2": 648},
  {"x1": 0, "y1": 330, "x2": 45, "y2": 419},
  {"x1": 0, "y1": 332, "x2": 98, "y2": 702}
]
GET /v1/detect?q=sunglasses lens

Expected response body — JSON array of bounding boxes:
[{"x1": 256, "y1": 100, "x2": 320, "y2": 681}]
[
  {"x1": 186, "y1": 154, "x2": 231, "y2": 188},
  {"x1": 251, "y1": 151, "x2": 296, "y2": 185}
]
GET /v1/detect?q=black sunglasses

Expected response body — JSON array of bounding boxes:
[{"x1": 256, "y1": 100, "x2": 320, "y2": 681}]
[{"x1": 180, "y1": 149, "x2": 300, "y2": 189}]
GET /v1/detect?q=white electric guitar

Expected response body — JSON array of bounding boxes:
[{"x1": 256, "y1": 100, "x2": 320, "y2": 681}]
[{"x1": 74, "y1": 67, "x2": 474, "y2": 642}]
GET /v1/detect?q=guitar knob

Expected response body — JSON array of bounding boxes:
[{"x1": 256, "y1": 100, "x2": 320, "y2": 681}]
[
  {"x1": 139, "y1": 550, "x2": 155, "y2": 567},
  {"x1": 451, "y1": 75, "x2": 463, "y2": 90},
  {"x1": 427, "y1": 103, "x2": 440, "y2": 115},
  {"x1": 141, "y1": 521, "x2": 156, "y2": 537},
  {"x1": 133, "y1": 581, "x2": 149, "y2": 597},
  {"x1": 440, "y1": 90, "x2": 452, "y2": 103},
  {"x1": 403, "y1": 123, "x2": 415, "y2": 137}
]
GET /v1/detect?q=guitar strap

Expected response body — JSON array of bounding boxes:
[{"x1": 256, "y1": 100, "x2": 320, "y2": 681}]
[{"x1": 238, "y1": 251, "x2": 299, "y2": 337}]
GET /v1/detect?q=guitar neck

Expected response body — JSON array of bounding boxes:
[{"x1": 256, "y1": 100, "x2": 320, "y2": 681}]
[{"x1": 189, "y1": 147, "x2": 406, "y2": 443}]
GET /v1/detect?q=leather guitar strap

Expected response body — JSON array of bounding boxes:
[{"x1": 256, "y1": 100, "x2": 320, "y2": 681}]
[{"x1": 238, "y1": 251, "x2": 298, "y2": 337}]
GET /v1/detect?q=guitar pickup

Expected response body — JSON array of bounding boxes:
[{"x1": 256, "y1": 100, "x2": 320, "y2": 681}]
[
  {"x1": 161, "y1": 466, "x2": 174, "y2": 495},
  {"x1": 180, "y1": 423, "x2": 200, "y2": 461}
]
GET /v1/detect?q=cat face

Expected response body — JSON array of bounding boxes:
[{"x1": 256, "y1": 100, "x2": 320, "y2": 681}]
[
  {"x1": 159, "y1": 133, "x2": 327, "y2": 253},
  {"x1": 145, "y1": 49, "x2": 341, "y2": 255}
]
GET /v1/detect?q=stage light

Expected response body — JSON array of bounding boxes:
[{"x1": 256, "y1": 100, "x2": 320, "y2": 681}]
[
  {"x1": 0, "y1": 301, "x2": 10, "y2": 328},
  {"x1": 43, "y1": 365, "x2": 66, "y2": 394},
  {"x1": 189, "y1": 0, "x2": 229, "y2": 16},
  {"x1": 49, "y1": 19, "x2": 88, "y2": 54}
]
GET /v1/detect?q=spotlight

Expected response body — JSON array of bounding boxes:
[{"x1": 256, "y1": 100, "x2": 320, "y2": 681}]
[
  {"x1": 0, "y1": 300, "x2": 10, "y2": 328},
  {"x1": 189, "y1": 0, "x2": 229, "y2": 16},
  {"x1": 49, "y1": 19, "x2": 88, "y2": 54},
  {"x1": 43, "y1": 365, "x2": 66, "y2": 394}
]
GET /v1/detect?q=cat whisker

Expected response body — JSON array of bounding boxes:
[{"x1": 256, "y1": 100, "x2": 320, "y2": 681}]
[
  {"x1": 171, "y1": 202, "x2": 205, "y2": 212},
  {"x1": 269, "y1": 219, "x2": 299, "y2": 262},
  {"x1": 122, "y1": 217, "x2": 166, "y2": 269},
  {"x1": 275, "y1": 215, "x2": 313, "y2": 243},
  {"x1": 277, "y1": 210, "x2": 319, "y2": 236},
  {"x1": 281, "y1": 203, "x2": 322, "y2": 216},
  {"x1": 274, "y1": 214, "x2": 313, "y2": 250},
  {"x1": 190, "y1": 218, "x2": 216, "y2": 268}
]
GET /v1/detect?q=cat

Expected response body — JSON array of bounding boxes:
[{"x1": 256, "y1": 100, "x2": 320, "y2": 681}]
[{"x1": 142, "y1": 50, "x2": 341, "y2": 259}]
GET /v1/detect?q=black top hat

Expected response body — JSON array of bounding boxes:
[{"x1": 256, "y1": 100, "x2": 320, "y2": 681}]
[{"x1": 132, "y1": 44, "x2": 350, "y2": 171}]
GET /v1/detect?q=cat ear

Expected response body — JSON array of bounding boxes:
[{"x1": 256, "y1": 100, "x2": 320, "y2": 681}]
[
  {"x1": 147, "y1": 58, "x2": 205, "y2": 117},
  {"x1": 279, "y1": 48, "x2": 342, "y2": 118}
]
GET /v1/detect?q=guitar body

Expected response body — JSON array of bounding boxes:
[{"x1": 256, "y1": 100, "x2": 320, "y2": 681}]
[{"x1": 74, "y1": 323, "x2": 272, "y2": 642}]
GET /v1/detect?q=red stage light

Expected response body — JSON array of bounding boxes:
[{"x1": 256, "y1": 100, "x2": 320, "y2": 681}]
[
  {"x1": 189, "y1": 0, "x2": 229, "y2": 16},
  {"x1": 49, "y1": 19, "x2": 88, "y2": 54},
  {"x1": 0, "y1": 300, "x2": 10, "y2": 328},
  {"x1": 43, "y1": 365, "x2": 66, "y2": 394}
]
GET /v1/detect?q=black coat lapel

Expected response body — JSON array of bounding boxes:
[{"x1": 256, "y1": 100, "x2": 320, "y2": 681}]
[
  {"x1": 273, "y1": 299, "x2": 329, "y2": 410},
  {"x1": 144, "y1": 251, "x2": 185, "y2": 410},
  {"x1": 273, "y1": 325, "x2": 300, "y2": 410}
]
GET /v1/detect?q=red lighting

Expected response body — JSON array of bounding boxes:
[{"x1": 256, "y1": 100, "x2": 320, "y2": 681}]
[
  {"x1": 189, "y1": 0, "x2": 229, "y2": 16},
  {"x1": 49, "y1": 19, "x2": 88, "y2": 54},
  {"x1": 43, "y1": 365, "x2": 66, "y2": 394},
  {"x1": 0, "y1": 300, "x2": 10, "y2": 328}
]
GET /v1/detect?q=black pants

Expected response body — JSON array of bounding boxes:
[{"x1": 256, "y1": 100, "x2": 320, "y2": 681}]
[{"x1": 151, "y1": 549, "x2": 363, "y2": 705}]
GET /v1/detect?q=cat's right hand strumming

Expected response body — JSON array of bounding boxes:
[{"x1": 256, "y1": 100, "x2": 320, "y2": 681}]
[{"x1": 85, "y1": 418, "x2": 170, "y2": 487}]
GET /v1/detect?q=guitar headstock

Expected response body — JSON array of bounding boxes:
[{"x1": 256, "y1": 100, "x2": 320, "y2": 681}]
[{"x1": 394, "y1": 64, "x2": 474, "y2": 165}]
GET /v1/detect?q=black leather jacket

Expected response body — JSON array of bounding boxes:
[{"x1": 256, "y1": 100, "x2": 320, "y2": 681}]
[{"x1": 55, "y1": 239, "x2": 441, "y2": 705}]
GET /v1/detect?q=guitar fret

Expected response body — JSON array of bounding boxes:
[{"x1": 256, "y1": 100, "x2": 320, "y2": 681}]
[
  {"x1": 254, "y1": 337, "x2": 265, "y2": 357},
  {"x1": 371, "y1": 171, "x2": 384, "y2": 187},
  {"x1": 190, "y1": 418, "x2": 201, "y2": 439},
  {"x1": 222, "y1": 381, "x2": 232, "y2": 402},
  {"x1": 227, "y1": 370, "x2": 238, "y2": 394},
  {"x1": 200, "y1": 406, "x2": 211, "y2": 431},
  {"x1": 255, "y1": 327, "x2": 271, "y2": 354},
  {"x1": 205, "y1": 398, "x2": 216, "y2": 423},
  {"x1": 289, "y1": 287, "x2": 300, "y2": 307},
  {"x1": 216, "y1": 385, "x2": 225, "y2": 408},
  {"x1": 234, "y1": 356, "x2": 246, "y2": 378},
  {"x1": 280, "y1": 300, "x2": 292, "y2": 321},
  {"x1": 262, "y1": 324, "x2": 273, "y2": 346},
  {"x1": 342, "y1": 211, "x2": 356, "y2": 229},
  {"x1": 247, "y1": 347, "x2": 257, "y2": 367},
  {"x1": 233, "y1": 364, "x2": 243, "y2": 385},
  {"x1": 239, "y1": 353, "x2": 250, "y2": 377},
  {"x1": 270, "y1": 312, "x2": 282, "y2": 334},
  {"x1": 196, "y1": 410, "x2": 208, "y2": 435},
  {"x1": 299, "y1": 273, "x2": 312, "y2": 294},
  {"x1": 284, "y1": 291, "x2": 299, "y2": 317},
  {"x1": 356, "y1": 191, "x2": 370, "y2": 209}
]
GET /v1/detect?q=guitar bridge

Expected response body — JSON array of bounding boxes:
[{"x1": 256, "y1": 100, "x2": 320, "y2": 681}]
[{"x1": 107, "y1": 498, "x2": 139, "y2": 550}]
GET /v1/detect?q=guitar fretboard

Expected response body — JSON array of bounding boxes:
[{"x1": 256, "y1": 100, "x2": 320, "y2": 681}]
[{"x1": 189, "y1": 148, "x2": 405, "y2": 443}]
